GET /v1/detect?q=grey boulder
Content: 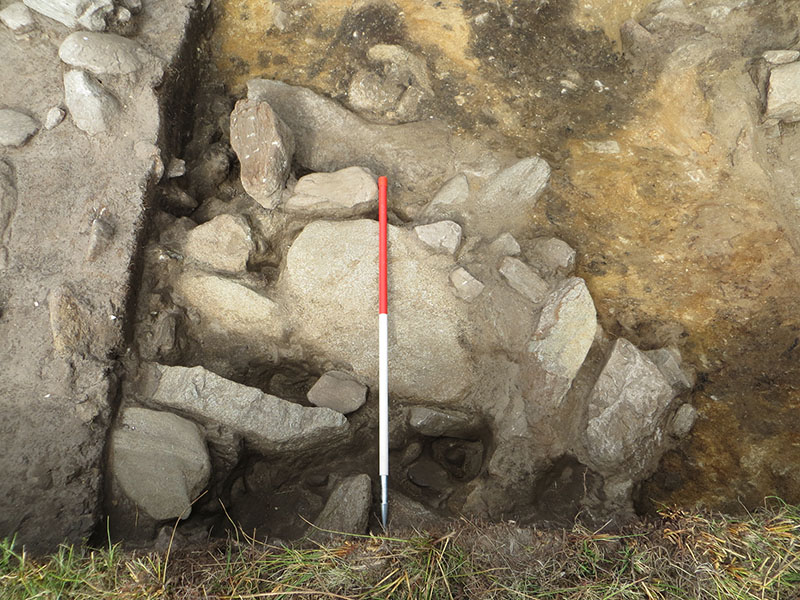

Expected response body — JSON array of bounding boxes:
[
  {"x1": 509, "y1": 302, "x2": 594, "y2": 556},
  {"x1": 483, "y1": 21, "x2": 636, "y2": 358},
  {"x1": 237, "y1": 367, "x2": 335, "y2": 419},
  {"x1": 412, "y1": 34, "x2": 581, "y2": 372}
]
[
  {"x1": 414, "y1": 220, "x2": 462, "y2": 255},
  {"x1": 528, "y1": 237, "x2": 576, "y2": 280},
  {"x1": 449, "y1": 267, "x2": 484, "y2": 302},
  {"x1": 109, "y1": 407, "x2": 210, "y2": 521},
  {"x1": 59, "y1": 32, "x2": 153, "y2": 75},
  {"x1": 0, "y1": 109, "x2": 39, "y2": 147}
]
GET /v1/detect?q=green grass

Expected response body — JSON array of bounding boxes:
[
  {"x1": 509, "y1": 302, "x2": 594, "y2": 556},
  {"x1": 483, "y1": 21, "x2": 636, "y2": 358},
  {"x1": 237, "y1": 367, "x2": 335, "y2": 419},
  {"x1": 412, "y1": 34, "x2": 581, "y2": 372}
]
[{"x1": 2, "y1": 498, "x2": 800, "y2": 599}]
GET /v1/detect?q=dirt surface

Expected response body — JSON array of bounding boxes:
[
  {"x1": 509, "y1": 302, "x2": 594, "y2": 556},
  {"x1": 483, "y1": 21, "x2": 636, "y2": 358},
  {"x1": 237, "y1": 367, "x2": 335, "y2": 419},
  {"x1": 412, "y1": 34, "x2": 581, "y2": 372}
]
[{"x1": 208, "y1": 0, "x2": 800, "y2": 513}]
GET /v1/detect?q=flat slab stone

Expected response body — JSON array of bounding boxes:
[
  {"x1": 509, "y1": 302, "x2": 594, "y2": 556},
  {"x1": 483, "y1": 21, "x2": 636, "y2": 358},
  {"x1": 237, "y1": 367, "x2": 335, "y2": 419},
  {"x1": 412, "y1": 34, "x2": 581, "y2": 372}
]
[
  {"x1": 145, "y1": 364, "x2": 350, "y2": 455},
  {"x1": 449, "y1": 266, "x2": 484, "y2": 301},
  {"x1": 59, "y1": 32, "x2": 152, "y2": 75},
  {"x1": 767, "y1": 61, "x2": 800, "y2": 123},
  {"x1": 414, "y1": 220, "x2": 462, "y2": 254},
  {"x1": 307, "y1": 370, "x2": 368, "y2": 415},
  {"x1": 110, "y1": 407, "x2": 210, "y2": 521},
  {"x1": 284, "y1": 166, "x2": 377, "y2": 217},
  {"x1": 499, "y1": 256, "x2": 549, "y2": 303},
  {"x1": 0, "y1": 109, "x2": 38, "y2": 147}
]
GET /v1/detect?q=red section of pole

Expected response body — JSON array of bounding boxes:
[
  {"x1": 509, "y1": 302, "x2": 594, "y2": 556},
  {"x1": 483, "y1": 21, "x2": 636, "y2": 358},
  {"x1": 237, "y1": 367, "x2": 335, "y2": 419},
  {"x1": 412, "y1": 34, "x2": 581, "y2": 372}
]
[{"x1": 378, "y1": 176, "x2": 388, "y2": 315}]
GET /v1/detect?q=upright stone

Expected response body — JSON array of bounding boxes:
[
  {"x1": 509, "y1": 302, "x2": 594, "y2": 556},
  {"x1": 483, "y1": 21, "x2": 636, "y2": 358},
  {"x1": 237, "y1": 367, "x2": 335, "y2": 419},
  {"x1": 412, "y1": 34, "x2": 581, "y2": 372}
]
[
  {"x1": 229, "y1": 98, "x2": 295, "y2": 209},
  {"x1": 309, "y1": 474, "x2": 372, "y2": 540}
]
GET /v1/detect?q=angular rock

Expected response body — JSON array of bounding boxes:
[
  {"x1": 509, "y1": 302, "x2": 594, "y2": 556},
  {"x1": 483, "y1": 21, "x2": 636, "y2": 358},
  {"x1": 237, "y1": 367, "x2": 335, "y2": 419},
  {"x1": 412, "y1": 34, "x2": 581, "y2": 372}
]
[
  {"x1": 23, "y1": 0, "x2": 113, "y2": 31},
  {"x1": 110, "y1": 407, "x2": 210, "y2": 521},
  {"x1": 499, "y1": 256, "x2": 548, "y2": 303},
  {"x1": 0, "y1": 109, "x2": 39, "y2": 148},
  {"x1": 183, "y1": 214, "x2": 254, "y2": 274},
  {"x1": 766, "y1": 61, "x2": 800, "y2": 122},
  {"x1": 645, "y1": 347, "x2": 694, "y2": 393},
  {"x1": 282, "y1": 219, "x2": 473, "y2": 403},
  {"x1": 63, "y1": 70, "x2": 119, "y2": 135},
  {"x1": 229, "y1": 98, "x2": 294, "y2": 209},
  {"x1": 408, "y1": 406, "x2": 476, "y2": 439},
  {"x1": 763, "y1": 50, "x2": 800, "y2": 65},
  {"x1": 449, "y1": 266, "x2": 484, "y2": 301},
  {"x1": 670, "y1": 403, "x2": 697, "y2": 438},
  {"x1": 284, "y1": 166, "x2": 377, "y2": 217},
  {"x1": 58, "y1": 32, "x2": 152, "y2": 75},
  {"x1": 583, "y1": 339, "x2": 676, "y2": 474},
  {"x1": 469, "y1": 157, "x2": 550, "y2": 237},
  {"x1": 307, "y1": 371, "x2": 368, "y2": 415},
  {"x1": 146, "y1": 364, "x2": 350, "y2": 455},
  {"x1": 44, "y1": 106, "x2": 65, "y2": 129},
  {"x1": 0, "y1": 2, "x2": 34, "y2": 33},
  {"x1": 414, "y1": 220, "x2": 462, "y2": 254},
  {"x1": 166, "y1": 158, "x2": 185, "y2": 178},
  {"x1": 528, "y1": 237, "x2": 576, "y2": 279},
  {"x1": 310, "y1": 474, "x2": 371, "y2": 539},
  {"x1": 424, "y1": 173, "x2": 469, "y2": 216},
  {"x1": 388, "y1": 491, "x2": 441, "y2": 530},
  {"x1": 488, "y1": 232, "x2": 520, "y2": 257}
]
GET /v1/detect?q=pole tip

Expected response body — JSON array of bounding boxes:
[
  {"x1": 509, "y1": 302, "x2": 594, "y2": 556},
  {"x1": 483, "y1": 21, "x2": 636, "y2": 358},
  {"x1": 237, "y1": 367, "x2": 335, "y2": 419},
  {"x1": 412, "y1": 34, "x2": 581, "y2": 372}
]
[{"x1": 381, "y1": 502, "x2": 388, "y2": 530}]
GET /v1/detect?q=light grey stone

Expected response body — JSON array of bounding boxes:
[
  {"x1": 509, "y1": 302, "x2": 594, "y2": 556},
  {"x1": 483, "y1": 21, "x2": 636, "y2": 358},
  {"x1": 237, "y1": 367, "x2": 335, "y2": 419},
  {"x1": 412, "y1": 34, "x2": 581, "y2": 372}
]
[
  {"x1": 307, "y1": 371, "x2": 368, "y2": 415},
  {"x1": 469, "y1": 157, "x2": 550, "y2": 237},
  {"x1": 414, "y1": 220, "x2": 462, "y2": 254},
  {"x1": 425, "y1": 173, "x2": 469, "y2": 216},
  {"x1": 449, "y1": 266, "x2": 484, "y2": 301},
  {"x1": 23, "y1": 0, "x2": 113, "y2": 31},
  {"x1": 766, "y1": 61, "x2": 800, "y2": 122},
  {"x1": 63, "y1": 70, "x2": 119, "y2": 135},
  {"x1": 146, "y1": 364, "x2": 350, "y2": 455},
  {"x1": 499, "y1": 256, "x2": 549, "y2": 303},
  {"x1": 59, "y1": 32, "x2": 152, "y2": 75},
  {"x1": 284, "y1": 166, "x2": 377, "y2": 217},
  {"x1": 166, "y1": 158, "x2": 185, "y2": 178},
  {"x1": 488, "y1": 232, "x2": 520, "y2": 256},
  {"x1": 670, "y1": 403, "x2": 697, "y2": 438},
  {"x1": 86, "y1": 209, "x2": 114, "y2": 261},
  {"x1": 408, "y1": 406, "x2": 475, "y2": 439},
  {"x1": 763, "y1": 50, "x2": 800, "y2": 65},
  {"x1": 0, "y1": 109, "x2": 39, "y2": 147},
  {"x1": 645, "y1": 347, "x2": 694, "y2": 393},
  {"x1": 183, "y1": 214, "x2": 254, "y2": 274},
  {"x1": 528, "y1": 237, "x2": 576, "y2": 279},
  {"x1": 347, "y1": 68, "x2": 404, "y2": 120},
  {"x1": 282, "y1": 219, "x2": 473, "y2": 403},
  {"x1": 110, "y1": 407, "x2": 210, "y2": 521},
  {"x1": 44, "y1": 107, "x2": 65, "y2": 130},
  {"x1": 0, "y1": 2, "x2": 34, "y2": 32},
  {"x1": 229, "y1": 98, "x2": 294, "y2": 209},
  {"x1": 310, "y1": 474, "x2": 371, "y2": 539},
  {"x1": 583, "y1": 339, "x2": 676, "y2": 473}
]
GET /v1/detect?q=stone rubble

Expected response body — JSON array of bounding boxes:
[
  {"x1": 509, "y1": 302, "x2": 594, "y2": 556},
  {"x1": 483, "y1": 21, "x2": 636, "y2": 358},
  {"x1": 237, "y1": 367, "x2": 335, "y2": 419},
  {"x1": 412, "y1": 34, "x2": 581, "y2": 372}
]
[
  {"x1": 283, "y1": 166, "x2": 377, "y2": 217},
  {"x1": 488, "y1": 232, "x2": 521, "y2": 257},
  {"x1": 528, "y1": 237, "x2": 576, "y2": 280},
  {"x1": 414, "y1": 220, "x2": 462, "y2": 255},
  {"x1": 63, "y1": 69, "x2": 119, "y2": 135},
  {"x1": 307, "y1": 371, "x2": 368, "y2": 415},
  {"x1": 763, "y1": 50, "x2": 800, "y2": 65},
  {"x1": 498, "y1": 256, "x2": 549, "y2": 304},
  {"x1": 423, "y1": 173, "x2": 470, "y2": 217},
  {"x1": 0, "y1": 108, "x2": 39, "y2": 147}
]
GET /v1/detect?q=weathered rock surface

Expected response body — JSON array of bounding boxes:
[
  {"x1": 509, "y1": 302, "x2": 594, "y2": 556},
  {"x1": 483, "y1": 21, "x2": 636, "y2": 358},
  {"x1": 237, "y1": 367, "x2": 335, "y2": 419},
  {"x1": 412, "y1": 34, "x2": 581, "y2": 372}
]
[
  {"x1": 310, "y1": 474, "x2": 371, "y2": 539},
  {"x1": 183, "y1": 214, "x2": 254, "y2": 273},
  {"x1": 763, "y1": 50, "x2": 800, "y2": 65},
  {"x1": 44, "y1": 106, "x2": 65, "y2": 129},
  {"x1": 489, "y1": 232, "x2": 521, "y2": 257},
  {"x1": 144, "y1": 364, "x2": 350, "y2": 455},
  {"x1": 284, "y1": 166, "x2": 377, "y2": 217},
  {"x1": 23, "y1": 0, "x2": 113, "y2": 31},
  {"x1": 0, "y1": 3, "x2": 34, "y2": 33},
  {"x1": 766, "y1": 61, "x2": 800, "y2": 122},
  {"x1": 0, "y1": 109, "x2": 38, "y2": 147},
  {"x1": 468, "y1": 157, "x2": 550, "y2": 237},
  {"x1": 408, "y1": 406, "x2": 476, "y2": 439},
  {"x1": 670, "y1": 403, "x2": 697, "y2": 438},
  {"x1": 449, "y1": 267, "x2": 484, "y2": 301},
  {"x1": 229, "y1": 98, "x2": 294, "y2": 209},
  {"x1": 583, "y1": 339, "x2": 675, "y2": 475},
  {"x1": 645, "y1": 347, "x2": 694, "y2": 393},
  {"x1": 282, "y1": 219, "x2": 473, "y2": 403},
  {"x1": 110, "y1": 407, "x2": 210, "y2": 521},
  {"x1": 63, "y1": 70, "x2": 119, "y2": 135},
  {"x1": 414, "y1": 220, "x2": 462, "y2": 255},
  {"x1": 528, "y1": 237, "x2": 576, "y2": 280},
  {"x1": 498, "y1": 256, "x2": 549, "y2": 304},
  {"x1": 307, "y1": 371, "x2": 367, "y2": 415},
  {"x1": 424, "y1": 174, "x2": 469, "y2": 217},
  {"x1": 59, "y1": 32, "x2": 153, "y2": 75}
]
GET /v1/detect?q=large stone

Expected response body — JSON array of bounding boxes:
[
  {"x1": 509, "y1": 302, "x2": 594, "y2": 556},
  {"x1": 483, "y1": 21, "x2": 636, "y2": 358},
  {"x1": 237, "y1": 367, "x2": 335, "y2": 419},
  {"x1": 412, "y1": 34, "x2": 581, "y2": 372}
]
[
  {"x1": 0, "y1": 109, "x2": 38, "y2": 147},
  {"x1": 110, "y1": 407, "x2": 210, "y2": 521},
  {"x1": 498, "y1": 256, "x2": 549, "y2": 304},
  {"x1": 145, "y1": 364, "x2": 350, "y2": 455},
  {"x1": 468, "y1": 157, "x2": 550, "y2": 237},
  {"x1": 23, "y1": 0, "x2": 113, "y2": 31},
  {"x1": 59, "y1": 32, "x2": 152, "y2": 75},
  {"x1": 414, "y1": 220, "x2": 462, "y2": 254},
  {"x1": 0, "y1": 3, "x2": 34, "y2": 33},
  {"x1": 307, "y1": 371, "x2": 368, "y2": 415},
  {"x1": 63, "y1": 70, "x2": 119, "y2": 135},
  {"x1": 310, "y1": 474, "x2": 371, "y2": 539},
  {"x1": 229, "y1": 98, "x2": 294, "y2": 209},
  {"x1": 183, "y1": 214, "x2": 254, "y2": 274},
  {"x1": 583, "y1": 339, "x2": 676, "y2": 475},
  {"x1": 766, "y1": 61, "x2": 800, "y2": 123},
  {"x1": 284, "y1": 166, "x2": 377, "y2": 217},
  {"x1": 282, "y1": 219, "x2": 473, "y2": 403}
]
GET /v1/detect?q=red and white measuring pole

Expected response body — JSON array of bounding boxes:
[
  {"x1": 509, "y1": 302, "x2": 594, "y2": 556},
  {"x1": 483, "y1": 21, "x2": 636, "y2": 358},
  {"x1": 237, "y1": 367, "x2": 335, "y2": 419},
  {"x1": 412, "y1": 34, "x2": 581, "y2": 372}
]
[{"x1": 378, "y1": 176, "x2": 389, "y2": 529}]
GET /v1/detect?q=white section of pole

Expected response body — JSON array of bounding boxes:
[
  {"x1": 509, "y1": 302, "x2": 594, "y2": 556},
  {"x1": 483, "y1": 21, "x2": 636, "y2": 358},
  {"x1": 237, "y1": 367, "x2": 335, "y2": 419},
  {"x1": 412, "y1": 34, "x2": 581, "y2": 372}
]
[{"x1": 379, "y1": 312, "x2": 389, "y2": 528}]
